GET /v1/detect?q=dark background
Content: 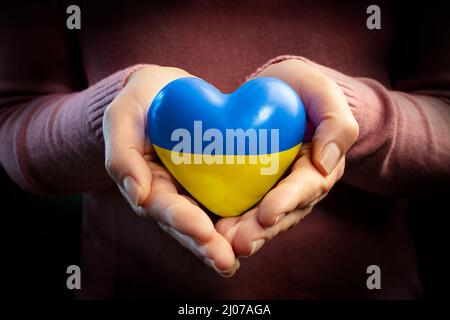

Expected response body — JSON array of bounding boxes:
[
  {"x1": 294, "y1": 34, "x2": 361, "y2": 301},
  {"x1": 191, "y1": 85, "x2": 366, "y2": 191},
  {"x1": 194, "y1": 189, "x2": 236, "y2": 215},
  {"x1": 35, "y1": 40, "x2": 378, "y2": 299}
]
[{"x1": 1, "y1": 167, "x2": 81, "y2": 299}]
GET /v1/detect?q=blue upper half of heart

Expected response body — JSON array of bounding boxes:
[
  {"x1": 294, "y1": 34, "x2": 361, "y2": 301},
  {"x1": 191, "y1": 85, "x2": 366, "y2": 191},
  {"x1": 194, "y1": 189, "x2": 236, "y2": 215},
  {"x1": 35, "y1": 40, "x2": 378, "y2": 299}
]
[{"x1": 148, "y1": 77, "x2": 306, "y2": 155}]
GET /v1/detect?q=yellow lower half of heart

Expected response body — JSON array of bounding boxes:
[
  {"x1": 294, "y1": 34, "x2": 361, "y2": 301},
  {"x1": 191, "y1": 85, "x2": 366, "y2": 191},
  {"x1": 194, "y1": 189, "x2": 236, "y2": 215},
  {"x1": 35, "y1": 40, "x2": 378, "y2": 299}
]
[{"x1": 153, "y1": 144, "x2": 301, "y2": 217}]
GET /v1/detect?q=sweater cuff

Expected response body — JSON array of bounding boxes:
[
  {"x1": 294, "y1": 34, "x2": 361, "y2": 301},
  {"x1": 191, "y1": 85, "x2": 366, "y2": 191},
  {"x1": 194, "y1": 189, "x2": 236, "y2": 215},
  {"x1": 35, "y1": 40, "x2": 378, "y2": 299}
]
[
  {"x1": 250, "y1": 55, "x2": 385, "y2": 162},
  {"x1": 85, "y1": 64, "x2": 146, "y2": 145}
]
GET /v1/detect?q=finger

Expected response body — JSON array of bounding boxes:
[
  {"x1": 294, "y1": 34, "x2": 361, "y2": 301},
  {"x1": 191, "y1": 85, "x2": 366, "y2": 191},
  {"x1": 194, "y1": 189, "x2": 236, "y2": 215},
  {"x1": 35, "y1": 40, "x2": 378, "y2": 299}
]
[
  {"x1": 256, "y1": 59, "x2": 359, "y2": 175},
  {"x1": 231, "y1": 207, "x2": 313, "y2": 257},
  {"x1": 145, "y1": 162, "x2": 238, "y2": 275},
  {"x1": 258, "y1": 146, "x2": 344, "y2": 227},
  {"x1": 202, "y1": 233, "x2": 240, "y2": 276},
  {"x1": 104, "y1": 66, "x2": 193, "y2": 207},
  {"x1": 229, "y1": 210, "x2": 264, "y2": 257},
  {"x1": 144, "y1": 174, "x2": 216, "y2": 244},
  {"x1": 311, "y1": 114, "x2": 357, "y2": 176},
  {"x1": 146, "y1": 161, "x2": 176, "y2": 183},
  {"x1": 215, "y1": 216, "x2": 241, "y2": 242},
  {"x1": 104, "y1": 91, "x2": 152, "y2": 206},
  {"x1": 215, "y1": 207, "x2": 256, "y2": 243},
  {"x1": 158, "y1": 223, "x2": 238, "y2": 276},
  {"x1": 265, "y1": 207, "x2": 313, "y2": 238}
]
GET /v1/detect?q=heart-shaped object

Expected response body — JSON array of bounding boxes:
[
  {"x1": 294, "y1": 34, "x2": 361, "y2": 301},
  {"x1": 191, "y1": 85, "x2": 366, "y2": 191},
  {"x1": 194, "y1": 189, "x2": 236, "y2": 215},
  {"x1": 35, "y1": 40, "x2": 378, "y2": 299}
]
[{"x1": 148, "y1": 77, "x2": 306, "y2": 217}]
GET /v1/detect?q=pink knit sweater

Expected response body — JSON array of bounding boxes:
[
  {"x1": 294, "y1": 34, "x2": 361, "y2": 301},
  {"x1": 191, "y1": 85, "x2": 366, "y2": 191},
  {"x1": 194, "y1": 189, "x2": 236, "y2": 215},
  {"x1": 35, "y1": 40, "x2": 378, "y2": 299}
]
[{"x1": 1, "y1": 1, "x2": 449, "y2": 298}]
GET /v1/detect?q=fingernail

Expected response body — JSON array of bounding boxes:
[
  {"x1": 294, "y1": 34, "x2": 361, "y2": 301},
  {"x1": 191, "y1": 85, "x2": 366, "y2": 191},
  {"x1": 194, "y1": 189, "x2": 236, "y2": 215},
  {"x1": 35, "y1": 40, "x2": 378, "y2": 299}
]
[
  {"x1": 122, "y1": 176, "x2": 141, "y2": 206},
  {"x1": 203, "y1": 258, "x2": 239, "y2": 277},
  {"x1": 319, "y1": 142, "x2": 341, "y2": 175},
  {"x1": 225, "y1": 223, "x2": 241, "y2": 241},
  {"x1": 273, "y1": 214, "x2": 286, "y2": 225},
  {"x1": 250, "y1": 239, "x2": 266, "y2": 255}
]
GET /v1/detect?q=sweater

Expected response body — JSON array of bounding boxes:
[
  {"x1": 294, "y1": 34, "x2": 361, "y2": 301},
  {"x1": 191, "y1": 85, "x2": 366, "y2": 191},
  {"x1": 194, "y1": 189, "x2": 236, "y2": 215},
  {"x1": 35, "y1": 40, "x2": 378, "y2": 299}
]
[{"x1": 1, "y1": 0, "x2": 449, "y2": 298}]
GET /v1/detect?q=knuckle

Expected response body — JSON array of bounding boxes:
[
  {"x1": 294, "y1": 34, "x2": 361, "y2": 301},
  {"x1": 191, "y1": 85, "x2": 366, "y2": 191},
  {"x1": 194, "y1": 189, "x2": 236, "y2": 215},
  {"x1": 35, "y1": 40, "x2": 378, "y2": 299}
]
[
  {"x1": 136, "y1": 65, "x2": 164, "y2": 77},
  {"x1": 164, "y1": 66, "x2": 191, "y2": 78},
  {"x1": 258, "y1": 63, "x2": 279, "y2": 76},
  {"x1": 269, "y1": 59, "x2": 307, "y2": 74},
  {"x1": 280, "y1": 58, "x2": 305, "y2": 69}
]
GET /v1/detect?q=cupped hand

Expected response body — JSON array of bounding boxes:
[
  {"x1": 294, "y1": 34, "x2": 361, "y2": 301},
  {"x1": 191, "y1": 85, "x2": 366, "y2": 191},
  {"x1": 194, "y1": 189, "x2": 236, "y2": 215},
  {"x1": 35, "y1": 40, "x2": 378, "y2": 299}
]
[
  {"x1": 103, "y1": 65, "x2": 240, "y2": 276},
  {"x1": 217, "y1": 59, "x2": 359, "y2": 257}
]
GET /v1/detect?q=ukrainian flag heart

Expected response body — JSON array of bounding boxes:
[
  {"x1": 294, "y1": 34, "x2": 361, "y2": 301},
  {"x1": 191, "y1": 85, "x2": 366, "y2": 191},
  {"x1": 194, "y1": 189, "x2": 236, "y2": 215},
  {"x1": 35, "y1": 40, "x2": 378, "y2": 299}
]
[{"x1": 148, "y1": 77, "x2": 306, "y2": 217}]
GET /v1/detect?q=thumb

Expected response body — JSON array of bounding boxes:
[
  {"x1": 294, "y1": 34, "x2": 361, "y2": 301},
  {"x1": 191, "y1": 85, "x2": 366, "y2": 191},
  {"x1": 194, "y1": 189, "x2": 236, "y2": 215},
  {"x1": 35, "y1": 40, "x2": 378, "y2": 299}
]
[
  {"x1": 294, "y1": 62, "x2": 359, "y2": 175},
  {"x1": 103, "y1": 91, "x2": 152, "y2": 207},
  {"x1": 311, "y1": 112, "x2": 359, "y2": 176}
]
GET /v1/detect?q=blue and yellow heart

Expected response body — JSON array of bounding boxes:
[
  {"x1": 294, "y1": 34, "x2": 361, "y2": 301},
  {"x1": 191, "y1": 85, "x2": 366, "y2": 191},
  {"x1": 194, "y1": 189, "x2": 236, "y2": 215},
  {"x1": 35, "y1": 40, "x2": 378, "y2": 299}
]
[{"x1": 148, "y1": 77, "x2": 306, "y2": 217}]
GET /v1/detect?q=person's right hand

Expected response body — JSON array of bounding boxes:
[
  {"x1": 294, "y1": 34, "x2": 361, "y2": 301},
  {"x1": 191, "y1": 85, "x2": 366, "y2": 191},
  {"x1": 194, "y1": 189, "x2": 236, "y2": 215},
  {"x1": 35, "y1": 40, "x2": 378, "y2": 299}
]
[{"x1": 103, "y1": 65, "x2": 240, "y2": 277}]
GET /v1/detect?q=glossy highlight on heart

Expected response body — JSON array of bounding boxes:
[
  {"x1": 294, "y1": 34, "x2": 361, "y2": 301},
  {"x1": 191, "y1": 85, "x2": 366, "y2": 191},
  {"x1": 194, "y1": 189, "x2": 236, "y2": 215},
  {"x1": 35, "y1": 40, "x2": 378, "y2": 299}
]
[{"x1": 148, "y1": 77, "x2": 306, "y2": 217}]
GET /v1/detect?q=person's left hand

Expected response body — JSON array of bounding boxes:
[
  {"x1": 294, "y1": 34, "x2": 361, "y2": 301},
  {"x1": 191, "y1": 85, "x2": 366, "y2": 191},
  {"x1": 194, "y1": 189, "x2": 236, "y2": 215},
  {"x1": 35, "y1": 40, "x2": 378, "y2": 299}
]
[
  {"x1": 216, "y1": 59, "x2": 358, "y2": 257},
  {"x1": 216, "y1": 142, "x2": 344, "y2": 256}
]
